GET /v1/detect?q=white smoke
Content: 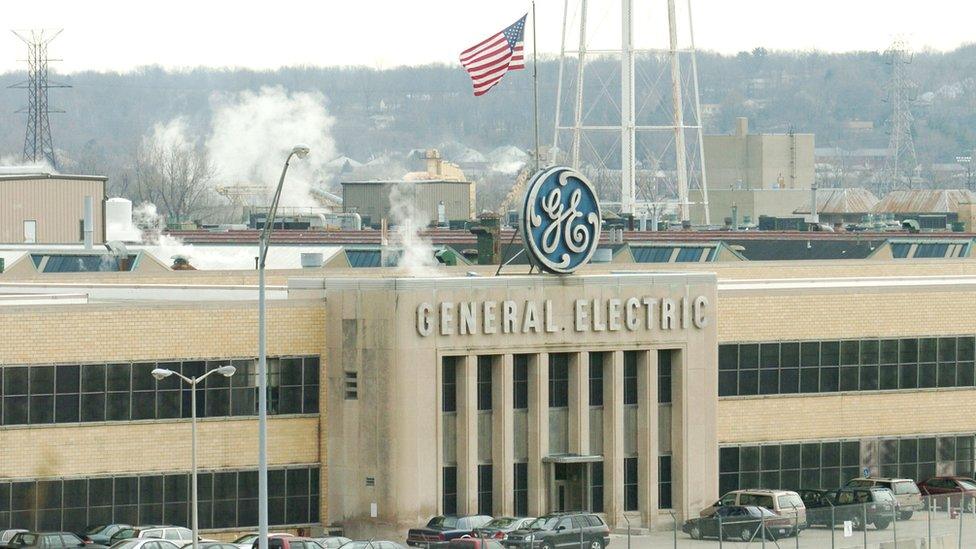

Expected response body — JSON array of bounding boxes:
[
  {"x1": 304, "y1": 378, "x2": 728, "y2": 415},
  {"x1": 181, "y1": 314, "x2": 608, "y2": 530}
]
[
  {"x1": 388, "y1": 183, "x2": 439, "y2": 276},
  {"x1": 207, "y1": 86, "x2": 337, "y2": 209}
]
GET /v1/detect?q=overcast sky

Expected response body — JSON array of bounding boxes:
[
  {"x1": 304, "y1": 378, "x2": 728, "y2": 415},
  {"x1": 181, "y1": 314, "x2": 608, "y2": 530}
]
[{"x1": 2, "y1": 0, "x2": 973, "y2": 73}]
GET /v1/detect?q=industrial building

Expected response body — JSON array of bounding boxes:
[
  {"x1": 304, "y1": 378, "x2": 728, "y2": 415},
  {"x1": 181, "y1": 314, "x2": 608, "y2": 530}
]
[
  {"x1": 3, "y1": 244, "x2": 976, "y2": 538},
  {"x1": 0, "y1": 172, "x2": 107, "y2": 245},
  {"x1": 342, "y1": 150, "x2": 476, "y2": 226}
]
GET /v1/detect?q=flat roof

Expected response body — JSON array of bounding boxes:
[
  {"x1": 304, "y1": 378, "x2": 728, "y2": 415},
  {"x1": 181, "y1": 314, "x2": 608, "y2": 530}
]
[{"x1": 0, "y1": 172, "x2": 107, "y2": 182}]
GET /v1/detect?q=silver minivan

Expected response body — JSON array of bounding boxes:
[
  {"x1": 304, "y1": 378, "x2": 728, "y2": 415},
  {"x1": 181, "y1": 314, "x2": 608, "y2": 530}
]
[
  {"x1": 846, "y1": 477, "x2": 923, "y2": 519},
  {"x1": 701, "y1": 489, "x2": 807, "y2": 533}
]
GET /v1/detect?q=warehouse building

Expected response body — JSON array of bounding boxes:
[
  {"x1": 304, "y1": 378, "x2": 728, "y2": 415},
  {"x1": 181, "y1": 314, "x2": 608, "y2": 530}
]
[
  {"x1": 0, "y1": 172, "x2": 107, "y2": 245},
  {"x1": 3, "y1": 255, "x2": 976, "y2": 538}
]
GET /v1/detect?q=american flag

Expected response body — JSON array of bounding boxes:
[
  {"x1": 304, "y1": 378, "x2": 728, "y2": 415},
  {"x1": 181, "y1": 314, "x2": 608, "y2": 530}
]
[{"x1": 459, "y1": 14, "x2": 526, "y2": 96}]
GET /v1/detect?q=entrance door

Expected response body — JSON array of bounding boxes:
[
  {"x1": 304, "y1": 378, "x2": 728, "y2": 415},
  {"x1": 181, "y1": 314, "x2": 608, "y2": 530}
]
[{"x1": 552, "y1": 462, "x2": 588, "y2": 512}]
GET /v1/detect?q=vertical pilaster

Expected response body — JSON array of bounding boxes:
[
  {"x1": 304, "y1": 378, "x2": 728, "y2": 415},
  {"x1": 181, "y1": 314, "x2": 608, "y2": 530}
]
[
  {"x1": 492, "y1": 354, "x2": 515, "y2": 516},
  {"x1": 528, "y1": 352, "x2": 550, "y2": 516},
  {"x1": 637, "y1": 350, "x2": 659, "y2": 527},
  {"x1": 569, "y1": 351, "x2": 590, "y2": 455},
  {"x1": 457, "y1": 354, "x2": 479, "y2": 514},
  {"x1": 603, "y1": 350, "x2": 625, "y2": 527}
]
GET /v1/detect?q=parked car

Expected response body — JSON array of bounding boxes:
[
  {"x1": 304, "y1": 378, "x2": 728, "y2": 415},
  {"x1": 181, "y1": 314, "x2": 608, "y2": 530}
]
[
  {"x1": 846, "y1": 477, "x2": 923, "y2": 519},
  {"x1": 82, "y1": 525, "x2": 131, "y2": 546},
  {"x1": 447, "y1": 540, "x2": 505, "y2": 549},
  {"x1": 0, "y1": 532, "x2": 105, "y2": 549},
  {"x1": 181, "y1": 543, "x2": 242, "y2": 549},
  {"x1": 804, "y1": 487, "x2": 895, "y2": 530},
  {"x1": 700, "y1": 489, "x2": 807, "y2": 533},
  {"x1": 110, "y1": 527, "x2": 195, "y2": 546},
  {"x1": 470, "y1": 518, "x2": 535, "y2": 540},
  {"x1": 339, "y1": 542, "x2": 406, "y2": 549},
  {"x1": 311, "y1": 538, "x2": 350, "y2": 549},
  {"x1": 0, "y1": 532, "x2": 27, "y2": 545},
  {"x1": 232, "y1": 533, "x2": 294, "y2": 549},
  {"x1": 406, "y1": 516, "x2": 493, "y2": 547},
  {"x1": 112, "y1": 539, "x2": 182, "y2": 549},
  {"x1": 502, "y1": 512, "x2": 610, "y2": 549},
  {"x1": 252, "y1": 538, "x2": 323, "y2": 549},
  {"x1": 917, "y1": 476, "x2": 976, "y2": 512},
  {"x1": 683, "y1": 505, "x2": 792, "y2": 542}
]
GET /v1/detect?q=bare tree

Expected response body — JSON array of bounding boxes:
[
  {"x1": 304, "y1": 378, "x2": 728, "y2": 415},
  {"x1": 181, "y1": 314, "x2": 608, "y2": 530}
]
[{"x1": 134, "y1": 129, "x2": 216, "y2": 225}]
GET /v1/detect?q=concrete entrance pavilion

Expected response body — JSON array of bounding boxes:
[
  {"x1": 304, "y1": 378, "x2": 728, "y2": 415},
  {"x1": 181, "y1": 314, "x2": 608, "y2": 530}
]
[{"x1": 293, "y1": 272, "x2": 718, "y2": 537}]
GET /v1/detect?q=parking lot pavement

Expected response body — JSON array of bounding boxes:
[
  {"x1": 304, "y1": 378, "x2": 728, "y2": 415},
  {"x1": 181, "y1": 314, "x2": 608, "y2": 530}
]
[{"x1": 608, "y1": 512, "x2": 976, "y2": 548}]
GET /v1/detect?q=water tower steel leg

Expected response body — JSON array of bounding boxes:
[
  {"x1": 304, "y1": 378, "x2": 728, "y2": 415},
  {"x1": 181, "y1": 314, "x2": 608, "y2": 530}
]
[
  {"x1": 571, "y1": 0, "x2": 588, "y2": 170},
  {"x1": 552, "y1": 0, "x2": 570, "y2": 160},
  {"x1": 620, "y1": 0, "x2": 636, "y2": 215},
  {"x1": 667, "y1": 0, "x2": 690, "y2": 222},
  {"x1": 685, "y1": 0, "x2": 710, "y2": 224}
]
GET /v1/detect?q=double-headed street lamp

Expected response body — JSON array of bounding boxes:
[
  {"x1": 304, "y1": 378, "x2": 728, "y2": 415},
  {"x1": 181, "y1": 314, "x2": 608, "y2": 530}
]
[
  {"x1": 258, "y1": 144, "x2": 310, "y2": 549},
  {"x1": 152, "y1": 364, "x2": 237, "y2": 549}
]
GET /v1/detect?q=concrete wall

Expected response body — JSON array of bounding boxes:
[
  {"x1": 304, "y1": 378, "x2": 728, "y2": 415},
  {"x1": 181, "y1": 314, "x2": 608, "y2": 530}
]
[
  {"x1": 703, "y1": 132, "x2": 814, "y2": 192},
  {"x1": 0, "y1": 176, "x2": 106, "y2": 244}
]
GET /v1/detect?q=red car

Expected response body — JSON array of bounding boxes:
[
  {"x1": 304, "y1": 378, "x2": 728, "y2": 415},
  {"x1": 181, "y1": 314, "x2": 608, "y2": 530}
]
[{"x1": 917, "y1": 476, "x2": 976, "y2": 511}]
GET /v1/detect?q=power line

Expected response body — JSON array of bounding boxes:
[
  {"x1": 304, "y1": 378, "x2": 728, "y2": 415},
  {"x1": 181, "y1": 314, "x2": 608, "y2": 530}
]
[{"x1": 9, "y1": 29, "x2": 70, "y2": 169}]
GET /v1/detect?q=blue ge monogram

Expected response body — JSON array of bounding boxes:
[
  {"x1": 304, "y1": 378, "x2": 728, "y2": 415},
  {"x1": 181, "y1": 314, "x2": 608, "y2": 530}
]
[{"x1": 521, "y1": 166, "x2": 602, "y2": 274}]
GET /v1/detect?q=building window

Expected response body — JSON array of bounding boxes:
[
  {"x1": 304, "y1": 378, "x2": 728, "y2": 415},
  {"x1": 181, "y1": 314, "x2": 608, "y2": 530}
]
[
  {"x1": 549, "y1": 354, "x2": 569, "y2": 408},
  {"x1": 0, "y1": 466, "x2": 319, "y2": 531},
  {"x1": 658, "y1": 350, "x2": 672, "y2": 404},
  {"x1": 623, "y1": 457, "x2": 638, "y2": 511},
  {"x1": 513, "y1": 355, "x2": 528, "y2": 410},
  {"x1": 0, "y1": 357, "x2": 319, "y2": 428},
  {"x1": 442, "y1": 466, "x2": 458, "y2": 515},
  {"x1": 589, "y1": 353, "x2": 604, "y2": 407},
  {"x1": 590, "y1": 462, "x2": 604, "y2": 512},
  {"x1": 477, "y1": 356, "x2": 492, "y2": 411},
  {"x1": 623, "y1": 352, "x2": 638, "y2": 405},
  {"x1": 659, "y1": 455, "x2": 673, "y2": 509},
  {"x1": 719, "y1": 336, "x2": 976, "y2": 397},
  {"x1": 477, "y1": 465, "x2": 493, "y2": 515},
  {"x1": 442, "y1": 357, "x2": 457, "y2": 413},
  {"x1": 514, "y1": 463, "x2": 528, "y2": 516}
]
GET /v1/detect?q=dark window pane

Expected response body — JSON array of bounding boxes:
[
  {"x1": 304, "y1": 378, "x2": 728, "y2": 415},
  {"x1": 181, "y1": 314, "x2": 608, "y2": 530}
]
[
  {"x1": 29, "y1": 366, "x2": 55, "y2": 395},
  {"x1": 919, "y1": 438, "x2": 936, "y2": 462},
  {"x1": 860, "y1": 340, "x2": 879, "y2": 365},
  {"x1": 140, "y1": 475, "x2": 163, "y2": 504},
  {"x1": 802, "y1": 443, "x2": 821, "y2": 468},
  {"x1": 131, "y1": 392, "x2": 155, "y2": 420},
  {"x1": 740, "y1": 446, "x2": 760, "y2": 471},
  {"x1": 800, "y1": 368, "x2": 819, "y2": 393},
  {"x1": 4, "y1": 396, "x2": 27, "y2": 425},
  {"x1": 55, "y1": 394, "x2": 80, "y2": 423},
  {"x1": 477, "y1": 356, "x2": 493, "y2": 411},
  {"x1": 918, "y1": 363, "x2": 937, "y2": 389},
  {"x1": 56, "y1": 365, "x2": 80, "y2": 394},
  {"x1": 842, "y1": 442, "x2": 861, "y2": 466},
  {"x1": 939, "y1": 338, "x2": 957, "y2": 362},
  {"x1": 760, "y1": 344, "x2": 779, "y2": 369},
  {"x1": 131, "y1": 363, "x2": 157, "y2": 391},
  {"x1": 839, "y1": 366, "x2": 859, "y2": 392},
  {"x1": 880, "y1": 365, "x2": 899, "y2": 390},
  {"x1": 860, "y1": 365, "x2": 879, "y2": 391},
  {"x1": 114, "y1": 476, "x2": 138, "y2": 505},
  {"x1": 63, "y1": 479, "x2": 87, "y2": 508},
  {"x1": 513, "y1": 355, "x2": 528, "y2": 410},
  {"x1": 622, "y1": 352, "x2": 638, "y2": 405},
  {"x1": 801, "y1": 342, "x2": 820, "y2": 367},
  {"x1": 959, "y1": 338, "x2": 976, "y2": 362},
  {"x1": 738, "y1": 370, "x2": 758, "y2": 396},
  {"x1": 761, "y1": 445, "x2": 780, "y2": 471},
  {"x1": 899, "y1": 364, "x2": 918, "y2": 389},
  {"x1": 303, "y1": 385, "x2": 319, "y2": 414},
  {"x1": 881, "y1": 339, "x2": 899, "y2": 364},
  {"x1": 837, "y1": 340, "x2": 856, "y2": 366},
  {"x1": 442, "y1": 357, "x2": 457, "y2": 413},
  {"x1": 719, "y1": 346, "x2": 738, "y2": 370},
  {"x1": 820, "y1": 367, "x2": 839, "y2": 392},
  {"x1": 157, "y1": 391, "x2": 181, "y2": 419},
  {"x1": 81, "y1": 364, "x2": 105, "y2": 393},
  {"x1": 822, "y1": 442, "x2": 840, "y2": 467},
  {"x1": 919, "y1": 338, "x2": 938, "y2": 362},
  {"x1": 4, "y1": 368, "x2": 28, "y2": 396},
  {"x1": 900, "y1": 439, "x2": 918, "y2": 464},
  {"x1": 286, "y1": 469, "x2": 310, "y2": 496},
  {"x1": 778, "y1": 369, "x2": 798, "y2": 394},
  {"x1": 89, "y1": 478, "x2": 113, "y2": 506},
  {"x1": 106, "y1": 392, "x2": 130, "y2": 421},
  {"x1": 81, "y1": 393, "x2": 105, "y2": 422},
  {"x1": 719, "y1": 447, "x2": 739, "y2": 473},
  {"x1": 165, "y1": 474, "x2": 188, "y2": 502},
  {"x1": 29, "y1": 396, "x2": 54, "y2": 424},
  {"x1": 739, "y1": 344, "x2": 758, "y2": 369},
  {"x1": 106, "y1": 364, "x2": 131, "y2": 392},
  {"x1": 939, "y1": 362, "x2": 957, "y2": 388},
  {"x1": 782, "y1": 445, "x2": 801, "y2": 469},
  {"x1": 232, "y1": 388, "x2": 256, "y2": 416},
  {"x1": 759, "y1": 370, "x2": 779, "y2": 395},
  {"x1": 718, "y1": 371, "x2": 737, "y2": 396},
  {"x1": 280, "y1": 358, "x2": 304, "y2": 386},
  {"x1": 275, "y1": 387, "x2": 299, "y2": 415},
  {"x1": 959, "y1": 362, "x2": 975, "y2": 387},
  {"x1": 781, "y1": 343, "x2": 799, "y2": 367},
  {"x1": 900, "y1": 339, "x2": 918, "y2": 364},
  {"x1": 303, "y1": 357, "x2": 320, "y2": 386}
]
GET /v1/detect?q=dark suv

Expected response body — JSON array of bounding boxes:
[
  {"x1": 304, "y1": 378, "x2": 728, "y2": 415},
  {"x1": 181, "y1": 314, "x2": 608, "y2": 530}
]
[
  {"x1": 801, "y1": 487, "x2": 895, "y2": 530},
  {"x1": 503, "y1": 513, "x2": 610, "y2": 549}
]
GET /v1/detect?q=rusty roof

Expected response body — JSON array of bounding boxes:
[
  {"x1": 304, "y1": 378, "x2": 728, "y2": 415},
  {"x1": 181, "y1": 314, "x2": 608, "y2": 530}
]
[
  {"x1": 794, "y1": 187, "x2": 879, "y2": 214},
  {"x1": 872, "y1": 189, "x2": 976, "y2": 214}
]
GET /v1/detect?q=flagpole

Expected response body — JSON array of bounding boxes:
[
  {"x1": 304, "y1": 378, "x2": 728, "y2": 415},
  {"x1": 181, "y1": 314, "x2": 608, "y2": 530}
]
[{"x1": 532, "y1": 1, "x2": 540, "y2": 171}]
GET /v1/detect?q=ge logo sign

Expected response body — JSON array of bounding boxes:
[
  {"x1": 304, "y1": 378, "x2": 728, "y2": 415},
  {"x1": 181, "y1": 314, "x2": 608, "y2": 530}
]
[{"x1": 520, "y1": 166, "x2": 602, "y2": 274}]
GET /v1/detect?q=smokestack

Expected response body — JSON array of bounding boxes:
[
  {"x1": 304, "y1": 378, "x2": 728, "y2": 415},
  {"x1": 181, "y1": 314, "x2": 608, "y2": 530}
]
[
  {"x1": 810, "y1": 185, "x2": 819, "y2": 224},
  {"x1": 437, "y1": 201, "x2": 447, "y2": 226},
  {"x1": 731, "y1": 202, "x2": 739, "y2": 231},
  {"x1": 736, "y1": 117, "x2": 749, "y2": 137},
  {"x1": 83, "y1": 196, "x2": 94, "y2": 250}
]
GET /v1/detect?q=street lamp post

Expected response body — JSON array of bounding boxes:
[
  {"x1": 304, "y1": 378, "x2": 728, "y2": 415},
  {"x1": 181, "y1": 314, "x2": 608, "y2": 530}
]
[
  {"x1": 258, "y1": 145, "x2": 310, "y2": 549},
  {"x1": 151, "y1": 365, "x2": 237, "y2": 549}
]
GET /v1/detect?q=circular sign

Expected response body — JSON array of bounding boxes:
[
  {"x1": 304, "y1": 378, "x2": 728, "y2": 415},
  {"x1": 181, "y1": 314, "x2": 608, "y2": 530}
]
[{"x1": 520, "y1": 166, "x2": 602, "y2": 274}]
